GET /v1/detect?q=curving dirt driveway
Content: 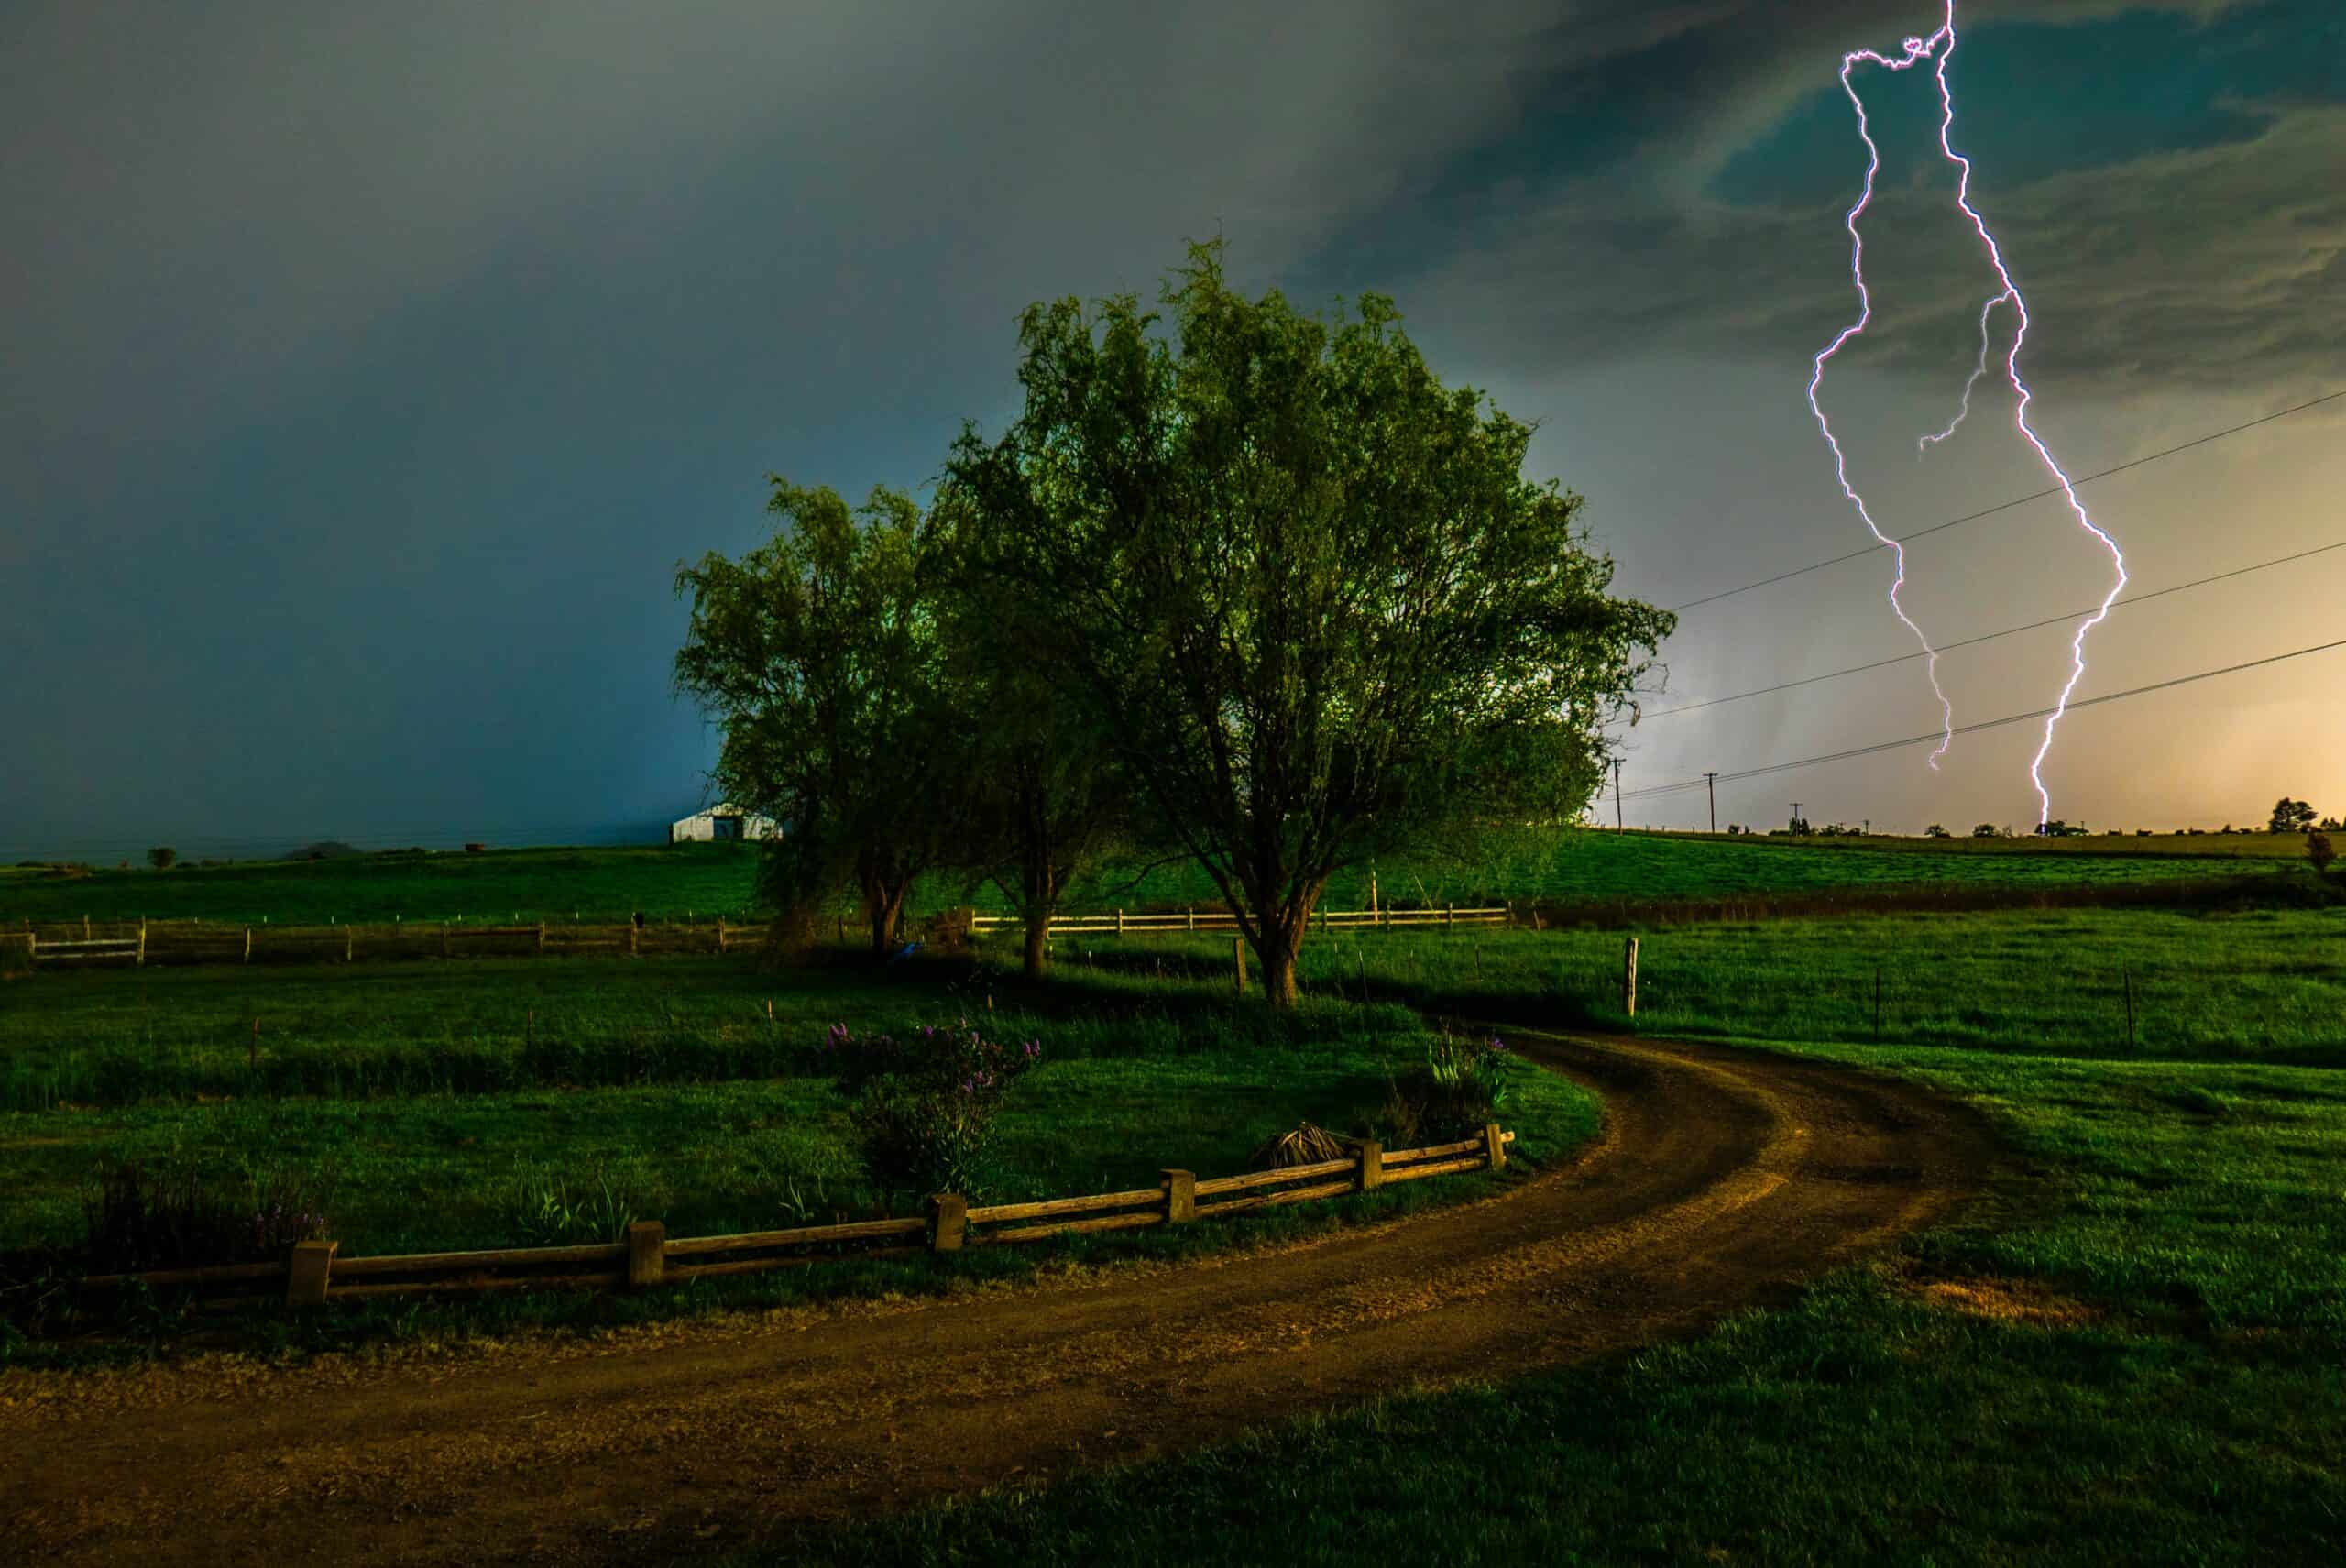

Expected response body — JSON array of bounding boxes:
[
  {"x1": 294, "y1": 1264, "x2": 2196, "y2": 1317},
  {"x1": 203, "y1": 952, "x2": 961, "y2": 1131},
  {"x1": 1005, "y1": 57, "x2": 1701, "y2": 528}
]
[{"x1": 1, "y1": 1033, "x2": 1997, "y2": 1564}]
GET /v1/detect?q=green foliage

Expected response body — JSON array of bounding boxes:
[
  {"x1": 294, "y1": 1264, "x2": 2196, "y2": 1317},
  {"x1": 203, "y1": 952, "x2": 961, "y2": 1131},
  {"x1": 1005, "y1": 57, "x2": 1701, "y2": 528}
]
[
  {"x1": 146, "y1": 846, "x2": 176, "y2": 871},
  {"x1": 817, "y1": 1020, "x2": 1043, "y2": 1201},
  {"x1": 2310, "y1": 830, "x2": 2336, "y2": 875},
  {"x1": 927, "y1": 496, "x2": 1131, "y2": 980},
  {"x1": 1419, "y1": 1032, "x2": 1515, "y2": 1135},
  {"x1": 947, "y1": 240, "x2": 1670, "y2": 1005},
  {"x1": 674, "y1": 482, "x2": 953, "y2": 952}
]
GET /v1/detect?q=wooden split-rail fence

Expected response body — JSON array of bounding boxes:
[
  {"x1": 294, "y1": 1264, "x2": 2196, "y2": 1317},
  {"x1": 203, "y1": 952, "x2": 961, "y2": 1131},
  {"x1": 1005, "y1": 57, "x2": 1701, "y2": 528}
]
[
  {"x1": 79, "y1": 1124, "x2": 1514, "y2": 1307},
  {"x1": 1, "y1": 904, "x2": 1512, "y2": 972},
  {"x1": 0, "y1": 916, "x2": 773, "y2": 970},
  {"x1": 970, "y1": 905, "x2": 1513, "y2": 938}
]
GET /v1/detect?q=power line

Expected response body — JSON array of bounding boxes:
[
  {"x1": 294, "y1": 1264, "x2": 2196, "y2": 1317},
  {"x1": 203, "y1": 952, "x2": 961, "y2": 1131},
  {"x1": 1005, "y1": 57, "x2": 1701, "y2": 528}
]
[
  {"x1": 1664, "y1": 388, "x2": 2346, "y2": 615},
  {"x1": 1641, "y1": 536, "x2": 2346, "y2": 719},
  {"x1": 1621, "y1": 634, "x2": 2346, "y2": 803}
]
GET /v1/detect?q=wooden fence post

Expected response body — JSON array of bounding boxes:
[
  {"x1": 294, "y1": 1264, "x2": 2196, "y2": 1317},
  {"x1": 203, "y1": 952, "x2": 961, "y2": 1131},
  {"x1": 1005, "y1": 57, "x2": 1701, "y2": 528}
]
[
  {"x1": 1163, "y1": 1168, "x2": 1196, "y2": 1223},
  {"x1": 287, "y1": 1239, "x2": 336, "y2": 1307},
  {"x1": 626, "y1": 1221, "x2": 666, "y2": 1288},
  {"x1": 1355, "y1": 1139, "x2": 1383, "y2": 1191},
  {"x1": 1115, "y1": 907, "x2": 1125, "y2": 936},
  {"x1": 1445, "y1": 903, "x2": 1454, "y2": 930},
  {"x1": 928, "y1": 1193, "x2": 967, "y2": 1253},
  {"x1": 1186, "y1": 906, "x2": 1196, "y2": 933},
  {"x1": 716, "y1": 919, "x2": 727, "y2": 955},
  {"x1": 1233, "y1": 937, "x2": 1247, "y2": 996},
  {"x1": 1484, "y1": 1123, "x2": 1507, "y2": 1172},
  {"x1": 538, "y1": 921, "x2": 547, "y2": 956},
  {"x1": 83, "y1": 915, "x2": 91, "y2": 940},
  {"x1": 1622, "y1": 937, "x2": 1639, "y2": 1018},
  {"x1": 137, "y1": 921, "x2": 147, "y2": 967},
  {"x1": 629, "y1": 924, "x2": 639, "y2": 959},
  {"x1": 345, "y1": 925, "x2": 354, "y2": 964},
  {"x1": 243, "y1": 927, "x2": 253, "y2": 964}
]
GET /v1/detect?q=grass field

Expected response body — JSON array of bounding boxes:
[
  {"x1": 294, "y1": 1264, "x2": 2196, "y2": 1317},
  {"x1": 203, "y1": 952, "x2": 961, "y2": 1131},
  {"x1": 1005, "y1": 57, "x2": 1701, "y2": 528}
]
[
  {"x1": 1007, "y1": 903, "x2": 2346, "y2": 1064},
  {"x1": 771, "y1": 1036, "x2": 2346, "y2": 1565},
  {"x1": 2, "y1": 827, "x2": 2317, "y2": 928},
  {"x1": 5, "y1": 871, "x2": 2344, "y2": 1556},
  {"x1": 0, "y1": 958, "x2": 1593, "y2": 1322},
  {"x1": 9, "y1": 902, "x2": 2337, "y2": 1118},
  {"x1": 1296, "y1": 905, "x2": 2346, "y2": 1063}
]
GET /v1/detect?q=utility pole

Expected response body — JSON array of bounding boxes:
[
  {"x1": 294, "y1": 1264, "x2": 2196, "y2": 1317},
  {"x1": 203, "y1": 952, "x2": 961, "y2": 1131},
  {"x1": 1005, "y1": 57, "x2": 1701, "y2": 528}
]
[
  {"x1": 1791, "y1": 801, "x2": 1803, "y2": 833},
  {"x1": 1705, "y1": 773, "x2": 1717, "y2": 834},
  {"x1": 1613, "y1": 759, "x2": 1624, "y2": 832}
]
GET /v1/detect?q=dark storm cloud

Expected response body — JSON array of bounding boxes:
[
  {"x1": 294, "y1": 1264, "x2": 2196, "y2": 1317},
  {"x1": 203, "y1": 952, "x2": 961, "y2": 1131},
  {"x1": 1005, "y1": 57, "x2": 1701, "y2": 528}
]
[
  {"x1": 0, "y1": 1, "x2": 1558, "y2": 852},
  {"x1": 1307, "y1": 0, "x2": 2344, "y2": 390},
  {"x1": 0, "y1": 0, "x2": 2331, "y2": 854}
]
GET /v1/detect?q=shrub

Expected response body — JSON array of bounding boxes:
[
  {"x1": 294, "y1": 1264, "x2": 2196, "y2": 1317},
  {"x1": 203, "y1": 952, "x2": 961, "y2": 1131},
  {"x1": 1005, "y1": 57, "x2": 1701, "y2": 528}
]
[
  {"x1": 2311, "y1": 831, "x2": 2337, "y2": 876},
  {"x1": 146, "y1": 846, "x2": 177, "y2": 870},
  {"x1": 1421, "y1": 1034, "x2": 1515, "y2": 1138},
  {"x1": 81, "y1": 1157, "x2": 334, "y2": 1273},
  {"x1": 817, "y1": 1021, "x2": 1042, "y2": 1201}
]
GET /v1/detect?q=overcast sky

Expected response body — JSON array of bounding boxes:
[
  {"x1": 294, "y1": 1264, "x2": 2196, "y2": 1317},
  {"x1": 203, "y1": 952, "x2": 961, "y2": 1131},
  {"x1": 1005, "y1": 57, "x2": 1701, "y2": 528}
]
[{"x1": 4, "y1": 0, "x2": 2341, "y2": 858}]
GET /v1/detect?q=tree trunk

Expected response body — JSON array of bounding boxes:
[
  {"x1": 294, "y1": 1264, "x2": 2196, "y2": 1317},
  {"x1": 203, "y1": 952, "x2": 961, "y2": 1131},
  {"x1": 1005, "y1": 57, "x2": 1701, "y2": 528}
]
[
  {"x1": 1251, "y1": 883, "x2": 1321, "y2": 1012},
  {"x1": 1017, "y1": 826, "x2": 1059, "y2": 981},
  {"x1": 1261, "y1": 929, "x2": 1301, "y2": 1010},
  {"x1": 1023, "y1": 912, "x2": 1050, "y2": 980},
  {"x1": 863, "y1": 874, "x2": 906, "y2": 956}
]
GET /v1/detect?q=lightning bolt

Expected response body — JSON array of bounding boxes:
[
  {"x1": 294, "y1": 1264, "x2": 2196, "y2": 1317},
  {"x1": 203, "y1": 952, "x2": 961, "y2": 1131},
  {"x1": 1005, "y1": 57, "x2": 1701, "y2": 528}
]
[
  {"x1": 1816, "y1": 2, "x2": 2128, "y2": 827},
  {"x1": 1807, "y1": 31, "x2": 1955, "y2": 769}
]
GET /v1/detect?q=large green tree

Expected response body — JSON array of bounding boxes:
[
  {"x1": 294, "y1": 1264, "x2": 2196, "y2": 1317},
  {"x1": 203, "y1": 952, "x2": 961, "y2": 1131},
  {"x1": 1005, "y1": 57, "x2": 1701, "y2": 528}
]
[
  {"x1": 933, "y1": 493, "x2": 1128, "y2": 979},
  {"x1": 674, "y1": 481, "x2": 952, "y2": 955},
  {"x1": 948, "y1": 243, "x2": 1672, "y2": 1008}
]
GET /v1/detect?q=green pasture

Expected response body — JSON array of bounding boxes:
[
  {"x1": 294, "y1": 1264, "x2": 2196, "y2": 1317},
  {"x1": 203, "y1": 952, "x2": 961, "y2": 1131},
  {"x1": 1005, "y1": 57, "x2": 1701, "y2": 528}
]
[
  {"x1": 1291, "y1": 905, "x2": 2346, "y2": 1063},
  {"x1": 0, "y1": 842, "x2": 766, "y2": 927},
  {"x1": 1, "y1": 827, "x2": 2311, "y2": 929},
  {"x1": 8, "y1": 903, "x2": 2337, "y2": 1121},
  {"x1": 5, "y1": 894, "x2": 2345, "y2": 1557},
  {"x1": 0, "y1": 956, "x2": 1590, "y2": 1266},
  {"x1": 988, "y1": 904, "x2": 2345, "y2": 1064}
]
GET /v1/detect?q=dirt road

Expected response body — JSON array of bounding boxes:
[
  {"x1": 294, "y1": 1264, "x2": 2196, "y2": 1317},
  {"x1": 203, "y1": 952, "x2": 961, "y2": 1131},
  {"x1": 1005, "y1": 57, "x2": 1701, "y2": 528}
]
[{"x1": 1, "y1": 1033, "x2": 1997, "y2": 1563}]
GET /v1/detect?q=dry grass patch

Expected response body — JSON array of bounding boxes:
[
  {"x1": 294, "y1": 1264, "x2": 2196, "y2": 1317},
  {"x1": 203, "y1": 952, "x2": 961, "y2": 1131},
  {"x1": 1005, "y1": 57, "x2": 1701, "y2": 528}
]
[{"x1": 1911, "y1": 1273, "x2": 2099, "y2": 1328}]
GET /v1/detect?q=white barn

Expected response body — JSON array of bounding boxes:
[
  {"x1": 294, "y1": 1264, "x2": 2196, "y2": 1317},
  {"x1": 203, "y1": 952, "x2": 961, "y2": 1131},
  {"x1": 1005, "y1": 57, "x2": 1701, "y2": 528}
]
[{"x1": 669, "y1": 804, "x2": 779, "y2": 844}]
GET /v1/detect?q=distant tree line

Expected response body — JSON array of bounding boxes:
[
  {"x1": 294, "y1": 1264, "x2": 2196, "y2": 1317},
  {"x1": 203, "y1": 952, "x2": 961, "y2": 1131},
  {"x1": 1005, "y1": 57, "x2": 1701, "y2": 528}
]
[{"x1": 674, "y1": 243, "x2": 1672, "y2": 1008}]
